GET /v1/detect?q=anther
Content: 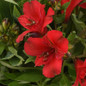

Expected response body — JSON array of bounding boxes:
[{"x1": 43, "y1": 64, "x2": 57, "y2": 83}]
[{"x1": 26, "y1": 19, "x2": 35, "y2": 26}]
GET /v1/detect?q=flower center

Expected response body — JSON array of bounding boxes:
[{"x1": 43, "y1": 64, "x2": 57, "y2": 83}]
[
  {"x1": 41, "y1": 48, "x2": 55, "y2": 61},
  {"x1": 26, "y1": 19, "x2": 35, "y2": 26},
  {"x1": 80, "y1": 71, "x2": 86, "y2": 83}
]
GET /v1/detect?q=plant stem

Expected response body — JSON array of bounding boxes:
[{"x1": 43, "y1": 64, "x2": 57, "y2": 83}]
[
  {"x1": 47, "y1": 25, "x2": 53, "y2": 30},
  {"x1": 36, "y1": 82, "x2": 42, "y2": 86},
  {"x1": 0, "y1": 60, "x2": 41, "y2": 70}
]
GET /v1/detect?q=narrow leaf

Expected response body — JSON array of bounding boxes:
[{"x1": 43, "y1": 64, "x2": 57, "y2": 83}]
[{"x1": 5, "y1": 0, "x2": 18, "y2": 6}]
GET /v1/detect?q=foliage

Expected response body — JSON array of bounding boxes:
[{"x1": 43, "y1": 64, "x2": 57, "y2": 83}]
[{"x1": 0, "y1": 0, "x2": 86, "y2": 86}]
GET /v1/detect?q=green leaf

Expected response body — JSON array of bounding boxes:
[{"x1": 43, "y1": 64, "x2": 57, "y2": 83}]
[
  {"x1": 9, "y1": 56, "x2": 23, "y2": 66},
  {"x1": 4, "y1": 72, "x2": 20, "y2": 80},
  {"x1": 81, "y1": 0, "x2": 86, "y2": 3},
  {"x1": 48, "y1": 75, "x2": 61, "y2": 86},
  {"x1": 0, "y1": 0, "x2": 13, "y2": 22},
  {"x1": 0, "y1": 80, "x2": 11, "y2": 85},
  {"x1": 72, "y1": 41, "x2": 85, "y2": 56},
  {"x1": 0, "y1": 66, "x2": 7, "y2": 80},
  {"x1": 8, "y1": 46, "x2": 24, "y2": 61},
  {"x1": 0, "y1": 42, "x2": 5, "y2": 55},
  {"x1": 2, "y1": 52, "x2": 14, "y2": 60},
  {"x1": 72, "y1": 14, "x2": 86, "y2": 32},
  {"x1": 16, "y1": 69, "x2": 44, "y2": 82},
  {"x1": 67, "y1": 64, "x2": 76, "y2": 80},
  {"x1": 67, "y1": 31, "x2": 77, "y2": 44},
  {"x1": 59, "y1": 74, "x2": 72, "y2": 86},
  {"x1": 54, "y1": 14, "x2": 65, "y2": 24},
  {"x1": 8, "y1": 81, "x2": 22, "y2": 86},
  {"x1": 13, "y1": 5, "x2": 21, "y2": 18},
  {"x1": 61, "y1": 2, "x2": 70, "y2": 10},
  {"x1": 25, "y1": 56, "x2": 35, "y2": 64},
  {"x1": 8, "y1": 81, "x2": 31, "y2": 86},
  {"x1": 5, "y1": 0, "x2": 18, "y2": 6}
]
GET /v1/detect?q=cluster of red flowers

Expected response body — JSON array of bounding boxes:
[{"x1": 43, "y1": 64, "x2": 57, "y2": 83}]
[
  {"x1": 16, "y1": 0, "x2": 68, "y2": 78},
  {"x1": 16, "y1": 0, "x2": 86, "y2": 85}
]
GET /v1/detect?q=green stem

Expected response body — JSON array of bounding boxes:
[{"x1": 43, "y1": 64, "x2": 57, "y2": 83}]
[
  {"x1": 42, "y1": 78, "x2": 51, "y2": 86},
  {"x1": 47, "y1": 25, "x2": 53, "y2": 30},
  {"x1": 36, "y1": 82, "x2": 42, "y2": 86},
  {"x1": 0, "y1": 60, "x2": 41, "y2": 70}
]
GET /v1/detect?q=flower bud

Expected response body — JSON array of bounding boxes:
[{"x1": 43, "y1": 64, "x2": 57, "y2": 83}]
[
  {"x1": 3, "y1": 35, "x2": 8, "y2": 42},
  {"x1": 68, "y1": 44, "x2": 74, "y2": 50},
  {"x1": 48, "y1": 0, "x2": 55, "y2": 4},
  {"x1": 0, "y1": 25, "x2": 3, "y2": 33},
  {"x1": 2, "y1": 18, "x2": 10, "y2": 31},
  {"x1": 14, "y1": 42, "x2": 18, "y2": 48},
  {"x1": 54, "y1": 1, "x2": 61, "y2": 11},
  {"x1": 11, "y1": 23, "x2": 19, "y2": 35}
]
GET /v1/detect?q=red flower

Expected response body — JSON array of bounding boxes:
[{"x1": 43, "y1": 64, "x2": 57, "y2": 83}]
[
  {"x1": 61, "y1": 0, "x2": 70, "y2": 6},
  {"x1": 24, "y1": 30, "x2": 68, "y2": 78},
  {"x1": 61, "y1": 0, "x2": 86, "y2": 21},
  {"x1": 16, "y1": 0, "x2": 54, "y2": 43},
  {"x1": 73, "y1": 59, "x2": 86, "y2": 86}
]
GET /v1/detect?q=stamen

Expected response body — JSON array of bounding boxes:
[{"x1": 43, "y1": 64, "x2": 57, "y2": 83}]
[
  {"x1": 40, "y1": 48, "x2": 55, "y2": 62},
  {"x1": 26, "y1": 19, "x2": 35, "y2": 26}
]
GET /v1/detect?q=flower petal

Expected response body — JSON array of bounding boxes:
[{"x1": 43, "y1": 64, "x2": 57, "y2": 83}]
[
  {"x1": 61, "y1": 0, "x2": 70, "y2": 6},
  {"x1": 23, "y1": 1, "x2": 44, "y2": 20},
  {"x1": 43, "y1": 7, "x2": 54, "y2": 28},
  {"x1": 56, "y1": 37, "x2": 69, "y2": 54},
  {"x1": 35, "y1": 56, "x2": 44, "y2": 66},
  {"x1": 43, "y1": 57, "x2": 62, "y2": 78},
  {"x1": 65, "y1": 0, "x2": 82, "y2": 21},
  {"x1": 24, "y1": 37, "x2": 50, "y2": 56},
  {"x1": 35, "y1": 53, "x2": 54, "y2": 66},
  {"x1": 72, "y1": 77, "x2": 79, "y2": 86},
  {"x1": 79, "y1": 3, "x2": 86, "y2": 9},
  {"x1": 16, "y1": 30, "x2": 30, "y2": 43},
  {"x1": 47, "y1": 30, "x2": 68, "y2": 54},
  {"x1": 47, "y1": 30, "x2": 63, "y2": 44},
  {"x1": 18, "y1": 15, "x2": 31, "y2": 29}
]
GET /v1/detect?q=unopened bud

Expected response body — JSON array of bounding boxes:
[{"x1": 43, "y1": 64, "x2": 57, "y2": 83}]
[
  {"x1": 14, "y1": 42, "x2": 18, "y2": 48},
  {"x1": 11, "y1": 24, "x2": 19, "y2": 35},
  {"x1": 0, "y1": 25, "x2": 3, "y2": 33},
  {"x1": 68, "y1": 44, "x2": 74, "y2": 50},
  {"x1": 53, "y1": 1, "x2": 61, "y2": 11},
  {"x1": 2, "y1": 18, "x2": 10, "y2": 31},
  {"x1": 48, "y1": 0, "x2": 55, "y2": 4},
  {"x1": 3, "y1": 35, "x2": 8, "y2": 42}
]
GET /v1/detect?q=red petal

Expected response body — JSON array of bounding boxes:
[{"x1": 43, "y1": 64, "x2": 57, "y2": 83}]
[
  {"x1": 43, "y1": 7, "x2": 54, "y2": 28},
  {"x1": 43, "y1": 57, "x2": 62, "y2": 78},
  {"x1": 79, "y1": 3, "x2": 86, "y2": 9},
  {"x1": 72, "y1": 77, "x2": 79, "y2": 86},
  {"x1": 35, "y1": 53, "x2": 54, "y2": 66},
  {"x1": 23, "y1": 1, "x2": 44, "y2": 21},
  {"x1": 83, "y1": 59, "x2": 86, "y2": 67},
  {"x1": 16, "y1": 30, "x2": 30, "y2": 43},
  {"x1": 18, "y1": 15, "x2": 31, "y2": 29},
  {"x1": 47, "y1": 30, "x2": 68, "y2": 53},
  {"x1": 56, "y1": 37, "x2": 68, "y2": 54},
  {"x1": 35, "y1": 56, "x2": 44, "y2": 66},
  {"x1": 24, "y1": 37, "x2": 50, "y2": 56},
  {"x1": 65, "y1": 0, "x2": 82, "y2": 21},
  {"x1": 80, "y1": 79, "x2": 86, "y2": 86},
  {"x1": 61, "y1": 0, "x2": 70, "y2": 6},
  {"x1": 47, "y1": 30, "x2": 63, "y2": 45}
]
